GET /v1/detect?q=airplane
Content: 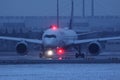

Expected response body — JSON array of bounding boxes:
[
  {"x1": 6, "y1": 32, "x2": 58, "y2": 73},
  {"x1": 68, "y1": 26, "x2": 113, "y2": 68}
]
[{"x1": 0, "y1": 0, "x2": 120, "y2": 60}]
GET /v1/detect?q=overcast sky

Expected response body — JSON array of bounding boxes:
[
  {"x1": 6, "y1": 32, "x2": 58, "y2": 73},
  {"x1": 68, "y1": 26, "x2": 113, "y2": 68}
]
[{"x1": 0, "y1": 0, "x2": 119, "y2": 16}]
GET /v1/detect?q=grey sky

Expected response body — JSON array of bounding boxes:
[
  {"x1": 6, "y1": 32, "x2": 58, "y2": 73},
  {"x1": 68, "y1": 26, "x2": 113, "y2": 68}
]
[{"x1": 0, "y1": 0, "x2": 119, "y2": 16}]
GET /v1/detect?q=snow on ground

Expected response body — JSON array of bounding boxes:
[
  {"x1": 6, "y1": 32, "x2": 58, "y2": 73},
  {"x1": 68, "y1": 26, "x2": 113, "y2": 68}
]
[{"x1": 0, "y1": 64, "x2": 119, "y2": 80}]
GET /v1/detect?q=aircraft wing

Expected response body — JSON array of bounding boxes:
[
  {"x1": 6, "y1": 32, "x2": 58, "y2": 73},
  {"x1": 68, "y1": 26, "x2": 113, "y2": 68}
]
[
  {"x1": 77, "y1": 31, "x2": 102, "y2": 36},
  {"x1": 0, "y1": 36, "x2": 42, "y2": 44},
  {"x1": 74, "y1": 36, "x2": 120, "y2": 44}
]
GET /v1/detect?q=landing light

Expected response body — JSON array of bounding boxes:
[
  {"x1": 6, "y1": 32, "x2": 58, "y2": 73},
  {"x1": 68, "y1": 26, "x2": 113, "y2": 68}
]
[{"x1": 46, "y1": 50, "x2": 54, "y2": 57}]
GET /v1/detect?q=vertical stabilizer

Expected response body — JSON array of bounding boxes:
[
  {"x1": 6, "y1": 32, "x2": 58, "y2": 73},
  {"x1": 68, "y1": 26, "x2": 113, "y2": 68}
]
[{"x1": 69, "y1": 0, "x2": 74, "y2": 29}]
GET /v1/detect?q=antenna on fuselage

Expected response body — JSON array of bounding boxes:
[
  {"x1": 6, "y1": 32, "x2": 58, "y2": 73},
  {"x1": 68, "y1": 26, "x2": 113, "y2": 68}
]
[
  {"x1": 69, "y1": 0, "x2": 74, "y2": 29},
  {"x1": 57, "y1": 0, "x2": 59, "y2": 28}
]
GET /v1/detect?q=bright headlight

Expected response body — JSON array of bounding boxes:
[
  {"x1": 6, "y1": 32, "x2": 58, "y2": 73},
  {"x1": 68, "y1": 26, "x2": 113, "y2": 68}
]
[{"x1": 46, "y1": 50, "x2": 54, "y2": 56}]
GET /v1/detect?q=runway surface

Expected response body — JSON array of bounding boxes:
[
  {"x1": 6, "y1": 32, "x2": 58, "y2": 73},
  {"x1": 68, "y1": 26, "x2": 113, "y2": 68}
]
[{"x1": 0, "y1": 64, "x2": 119, "y2": 80}]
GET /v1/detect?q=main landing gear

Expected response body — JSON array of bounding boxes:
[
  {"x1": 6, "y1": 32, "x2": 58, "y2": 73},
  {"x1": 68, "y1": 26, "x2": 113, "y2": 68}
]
[
  {"x1": 39, "y1": 45, "x2": 44, "y2": 58},
  {"x1": 75, "y1": 53, "x2": 85, "y2": 58},
  {"x1": 75, "y1": 46, "x2": 85, "y2": 58}
]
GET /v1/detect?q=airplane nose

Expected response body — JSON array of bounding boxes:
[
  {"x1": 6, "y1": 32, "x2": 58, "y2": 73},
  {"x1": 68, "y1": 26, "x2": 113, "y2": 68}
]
[{"x1": 43, "y1": 38, "x2": 57, "y2": 48}]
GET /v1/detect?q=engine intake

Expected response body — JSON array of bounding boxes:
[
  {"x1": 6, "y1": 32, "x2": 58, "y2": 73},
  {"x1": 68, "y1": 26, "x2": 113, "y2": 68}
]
[
  {"x1": 88, "y1": 42, "x2": 101, "y2": 55},
  {"x1": 16, "y1": 41, "x2": 28, "y2": 55}
]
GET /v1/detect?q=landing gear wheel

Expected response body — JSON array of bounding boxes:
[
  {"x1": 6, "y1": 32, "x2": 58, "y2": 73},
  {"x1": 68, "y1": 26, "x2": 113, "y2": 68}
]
[
  {"x1": 75, "y1": 53, "x2": 80, "y2": 58},
  {"x1": 39, "y1": 52, "x2": 43, "y2": 58},
  {"x1": 75, "y1": 53, "x2": 85, "y2": 58},
  {"x1": 80, "y1": 53, "x2": 85, "y2": 58}
]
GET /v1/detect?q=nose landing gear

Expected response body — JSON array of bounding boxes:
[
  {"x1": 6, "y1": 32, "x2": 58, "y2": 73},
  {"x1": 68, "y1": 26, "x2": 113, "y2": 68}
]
[{"x1": 39, "y1": 52, "x2": 43, "y2": 58}]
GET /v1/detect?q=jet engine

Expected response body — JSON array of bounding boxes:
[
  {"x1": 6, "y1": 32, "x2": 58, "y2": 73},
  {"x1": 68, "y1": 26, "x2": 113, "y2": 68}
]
[
  {"x1": 16, "y1": 41, "x2": 28, "y2": 55},
  {"x1": 87, "y1": 42, "x2": 102, "y2": 56}
]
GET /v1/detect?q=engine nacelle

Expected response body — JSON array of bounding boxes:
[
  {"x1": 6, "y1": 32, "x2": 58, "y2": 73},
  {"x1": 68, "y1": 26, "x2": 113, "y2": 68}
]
[
  {"x1": 16, "y1": 41, "x2": 28, "y2": 55},
  {"x1": 87, "y1": 42, "x2": 102, "y2": 56}
]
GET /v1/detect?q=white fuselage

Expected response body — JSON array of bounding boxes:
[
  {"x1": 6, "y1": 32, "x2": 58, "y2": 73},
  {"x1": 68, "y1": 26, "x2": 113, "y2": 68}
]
[{"x1": 42, "y1": 28, "x2": 77, "y2": 49}]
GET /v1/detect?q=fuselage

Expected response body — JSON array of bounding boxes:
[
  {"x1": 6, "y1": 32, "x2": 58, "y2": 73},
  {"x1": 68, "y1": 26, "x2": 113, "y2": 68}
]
[{"x1": 42, "y1": 28, "x2": 77, "y2": 49}]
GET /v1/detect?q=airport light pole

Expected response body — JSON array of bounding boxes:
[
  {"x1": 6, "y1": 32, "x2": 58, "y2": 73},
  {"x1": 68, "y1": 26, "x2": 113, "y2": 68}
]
[
  {"x1": 82, "y1": 0, "x2": 85, "y2": 17},
  {"x1": 69, "y1": 0, "x2": 74, "y2": 29},
  {"x1": 91, "y1": 0, "x2": 94, "y2": 16},
  {"x1": 57, "y1": 0, "x2": 59, "y2": 28}
]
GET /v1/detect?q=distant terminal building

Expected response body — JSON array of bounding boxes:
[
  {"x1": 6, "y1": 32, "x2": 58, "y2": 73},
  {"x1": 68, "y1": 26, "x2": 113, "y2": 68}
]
[{"x1": 0, "y1": 16, "x2": 120, "y2": 33}]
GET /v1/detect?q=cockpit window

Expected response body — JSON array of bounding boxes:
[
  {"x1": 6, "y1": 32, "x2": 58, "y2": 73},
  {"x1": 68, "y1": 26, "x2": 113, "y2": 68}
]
[{"x1": 44, "y1": 35, "x2": 56, "y2": 38}]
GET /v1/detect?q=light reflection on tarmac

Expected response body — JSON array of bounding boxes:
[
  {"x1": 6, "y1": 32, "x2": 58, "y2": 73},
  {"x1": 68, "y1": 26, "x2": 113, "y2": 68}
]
[
  {"x1": 0, "y1": 51, "x2": 120, "y2": 60},
  {"x1": 0, "y1": 64, "x2": 119, "y2": 80}
]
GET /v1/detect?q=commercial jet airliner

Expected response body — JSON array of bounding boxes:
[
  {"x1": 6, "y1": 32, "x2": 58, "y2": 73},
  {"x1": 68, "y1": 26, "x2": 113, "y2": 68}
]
[{"x1": 0, "y1": 0, "x2": 120, "y2": 59}]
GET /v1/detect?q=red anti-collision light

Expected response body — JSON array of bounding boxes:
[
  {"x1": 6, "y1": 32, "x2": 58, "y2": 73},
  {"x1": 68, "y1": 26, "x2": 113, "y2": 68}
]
[
  {"x1": 57, "y1": 48, "x2": 64, "y2": 55},
  {"x1": 50, "y1": 25, "x2": 57, "y2": 30}
]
